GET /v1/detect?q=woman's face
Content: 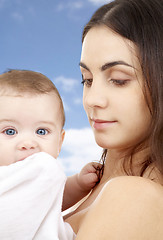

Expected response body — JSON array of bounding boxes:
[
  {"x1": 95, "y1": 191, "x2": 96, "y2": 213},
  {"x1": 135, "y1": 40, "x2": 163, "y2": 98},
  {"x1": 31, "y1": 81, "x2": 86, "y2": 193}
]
[{"x1": 80, "y1": 26, "x2": 151, "y2": 151}]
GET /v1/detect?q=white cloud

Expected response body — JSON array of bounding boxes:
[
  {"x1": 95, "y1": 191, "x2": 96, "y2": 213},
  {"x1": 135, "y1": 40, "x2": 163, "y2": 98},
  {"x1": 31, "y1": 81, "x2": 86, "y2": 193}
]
[
  {"x1": 56, "y1": 3, "x2": 64, "y2": 12},
  {"x1": 56, "y1": 1, "x2": 83, "y2": 12},
  {"x1": 72, "y1": 1, "x2": 83, "y2": 9},
  {"x1": 73, "y1": 97, "x2": 83, "y2": 105},
  {"x1": 11, "y1": 12, "x2": 23, "y2": 21},
  {"x1": 54, "y1": 76, "x2": 79, "y2": 92},
  {"x1": 58, "y1": 128, "x2": 103, "y2": 175},
  {"x1": 62, "y1": 97, "x2": 70, "y2": 112},
  {"x1": 88, "y1": 0, "x2": 112, "y2": 5}
]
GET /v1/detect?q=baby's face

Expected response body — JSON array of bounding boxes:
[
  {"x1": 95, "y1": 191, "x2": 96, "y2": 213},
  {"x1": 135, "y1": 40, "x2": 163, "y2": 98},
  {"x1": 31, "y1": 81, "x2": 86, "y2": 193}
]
[{"x1": 0, "y1": 92, "x2": 65, "y2": 166}]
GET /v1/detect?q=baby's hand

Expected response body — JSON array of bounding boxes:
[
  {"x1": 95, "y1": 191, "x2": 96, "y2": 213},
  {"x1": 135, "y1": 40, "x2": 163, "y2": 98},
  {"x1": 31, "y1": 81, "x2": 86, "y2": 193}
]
[{"x1": 77, "y1": 162, "x2": 103, "y2": 192}]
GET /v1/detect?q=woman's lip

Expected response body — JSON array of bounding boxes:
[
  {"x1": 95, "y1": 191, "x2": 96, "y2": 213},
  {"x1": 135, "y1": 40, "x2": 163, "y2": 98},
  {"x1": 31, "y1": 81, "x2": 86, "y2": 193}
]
[{"x1": 92, "y1": 119, "x2": 117, "y2": 130}]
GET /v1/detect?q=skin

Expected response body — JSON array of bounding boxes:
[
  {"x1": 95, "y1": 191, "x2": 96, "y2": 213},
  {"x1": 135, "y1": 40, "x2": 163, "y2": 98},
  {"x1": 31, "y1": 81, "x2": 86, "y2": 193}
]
[
  {"x1": 0, "y1": 92, "x2": 65, "y2": 166},
  {"x1": 76, "y1": 176, "x2": 163, "y2": 240},
  {"x1": 0, "y1": 89, "x2": 101, "y2": 212},
  {"x1": 65, "y1": 26, "x2": 163, "y2": 238},
  {"x1": 80, "y1": 25, "x2": 152, "y2": 178},
  {"x1": 81, "y1": 26, "x2": 151, "y2": 152}
]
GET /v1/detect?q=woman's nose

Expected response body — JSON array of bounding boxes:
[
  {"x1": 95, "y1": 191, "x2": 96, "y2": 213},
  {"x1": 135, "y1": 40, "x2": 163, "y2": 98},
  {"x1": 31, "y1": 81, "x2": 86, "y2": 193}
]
[{"x1": 83, "y1": 81, "x2": 108, "y2": 109}]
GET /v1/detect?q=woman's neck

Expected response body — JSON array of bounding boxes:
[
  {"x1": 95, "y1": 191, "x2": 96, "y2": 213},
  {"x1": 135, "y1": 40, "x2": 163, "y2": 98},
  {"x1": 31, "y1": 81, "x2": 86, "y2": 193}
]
[
  {"x1": 100, "y1": 147, "x2": 161, "y2": 184},
  {"x1": 100, "y1": 150, "x2": 126, "y2": 183}
]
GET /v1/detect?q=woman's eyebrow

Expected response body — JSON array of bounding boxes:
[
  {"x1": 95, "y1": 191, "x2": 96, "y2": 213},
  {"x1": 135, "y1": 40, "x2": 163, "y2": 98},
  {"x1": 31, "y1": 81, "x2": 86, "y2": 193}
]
[
  {"x1": 101, "y1": 61, "x2": 134, "y2": 71},
  {"x1": 79, "y1": 62, "x2": 90, "y2": 71},
  {"x1": 79, "y1": 60, "x2": 135, "y2": 72}
]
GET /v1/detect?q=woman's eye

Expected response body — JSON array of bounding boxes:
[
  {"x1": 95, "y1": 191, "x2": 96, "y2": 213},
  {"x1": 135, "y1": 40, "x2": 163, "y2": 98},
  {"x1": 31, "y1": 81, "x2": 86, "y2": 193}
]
[
  {"x1": 36, "y1": 128, "x2": 48, "y2": 135},
  {"x1": 4, "y1": 129, "x2": 17, "y2": 135},
  {"x1": 110, "y1": 79, "x2": 129, "y2": 86},
  {"x1": 81, "y1": 78, "x2": 93, "y2": 87}
]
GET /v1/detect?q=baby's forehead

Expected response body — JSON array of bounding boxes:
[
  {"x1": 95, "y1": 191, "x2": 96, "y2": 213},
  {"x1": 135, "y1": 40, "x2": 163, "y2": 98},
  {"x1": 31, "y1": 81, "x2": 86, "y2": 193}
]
[
  {"x1": 0, "y1": 88, "x2": 65, "y2": 127},
  {"x1": 0, "y1": 91, "x2": 63, "y2": 122},
  {"x1": 0, "y1": 87, "x2": 58, "y2": 98}
]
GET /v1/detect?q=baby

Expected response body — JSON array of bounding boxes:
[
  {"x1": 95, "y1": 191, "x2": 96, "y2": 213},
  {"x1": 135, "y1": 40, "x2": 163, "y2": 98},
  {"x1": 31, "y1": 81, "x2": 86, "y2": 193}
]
[{"x1": 0, "y1": 69, "x2": 101, "y2": 239}]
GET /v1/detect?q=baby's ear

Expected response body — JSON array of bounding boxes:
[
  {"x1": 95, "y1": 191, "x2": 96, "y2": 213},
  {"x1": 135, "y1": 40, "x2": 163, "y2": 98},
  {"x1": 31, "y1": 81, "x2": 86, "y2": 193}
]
[
  {"x1": 58, "y1": 129, "x2": 65, "y2": 154},
  {"x1": 61, "y1": 129, "x2": 65, "y2": 144}
]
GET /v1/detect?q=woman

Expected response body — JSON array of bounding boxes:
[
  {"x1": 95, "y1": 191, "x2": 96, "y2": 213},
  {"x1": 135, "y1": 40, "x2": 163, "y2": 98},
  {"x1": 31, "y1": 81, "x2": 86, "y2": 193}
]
[{"x1": 65, "y1": 0, "x2": 163, "y2": 238}]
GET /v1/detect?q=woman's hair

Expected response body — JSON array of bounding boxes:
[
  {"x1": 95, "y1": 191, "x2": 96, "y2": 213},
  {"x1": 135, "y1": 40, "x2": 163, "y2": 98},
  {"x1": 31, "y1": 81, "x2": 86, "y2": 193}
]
[
  {"x1": 0, "y1": 69, "x2": 65, "y2": 127},
  {"x1": 82, "y1": 0, "x2": 163, "y2": 176}
]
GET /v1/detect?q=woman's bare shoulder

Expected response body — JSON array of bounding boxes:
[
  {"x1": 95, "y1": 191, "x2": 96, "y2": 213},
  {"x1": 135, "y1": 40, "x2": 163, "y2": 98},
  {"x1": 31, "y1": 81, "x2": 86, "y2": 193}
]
[
  {"x1": 100, "y1": 176, "x2": 163, "y2": 220},
  {"x1": 76, "y1": 176, "x2": 163, "y2": 239},
  {"x1": 104, "y1": 176, "x2": 163, "y2": 211},
  {"x1": 103, "y1": 175, "x2": 163, "y2": 198}
]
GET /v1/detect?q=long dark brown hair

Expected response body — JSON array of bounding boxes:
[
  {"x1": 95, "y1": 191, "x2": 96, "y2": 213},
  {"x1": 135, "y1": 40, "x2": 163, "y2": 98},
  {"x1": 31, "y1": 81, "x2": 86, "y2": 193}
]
[{"x1": 82, "y1": 0, "x2": 163, "y2": 176}]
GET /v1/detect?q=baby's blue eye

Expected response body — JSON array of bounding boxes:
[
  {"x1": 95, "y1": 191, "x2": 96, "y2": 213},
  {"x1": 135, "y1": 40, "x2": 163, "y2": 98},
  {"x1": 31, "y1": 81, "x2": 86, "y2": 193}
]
[
  {"x1": 5, "y1": 129, "x2": 16, "y2": 135},
  {"x1": 36, "y1": 129, "x2": 48, "y2": 135}
]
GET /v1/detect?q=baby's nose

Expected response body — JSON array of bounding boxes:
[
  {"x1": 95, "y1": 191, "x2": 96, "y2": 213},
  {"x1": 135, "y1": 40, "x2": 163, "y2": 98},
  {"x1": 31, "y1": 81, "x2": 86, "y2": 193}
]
[{"x1": 18, "y1": 139, "x2": 38, "y2": 151}]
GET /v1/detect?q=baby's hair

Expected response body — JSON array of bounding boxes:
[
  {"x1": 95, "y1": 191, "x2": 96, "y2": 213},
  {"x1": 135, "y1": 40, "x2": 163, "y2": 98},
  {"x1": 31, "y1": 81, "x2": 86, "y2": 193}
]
[{"x1": 0, "y1": 69, "x2": 65, "y2": 127}]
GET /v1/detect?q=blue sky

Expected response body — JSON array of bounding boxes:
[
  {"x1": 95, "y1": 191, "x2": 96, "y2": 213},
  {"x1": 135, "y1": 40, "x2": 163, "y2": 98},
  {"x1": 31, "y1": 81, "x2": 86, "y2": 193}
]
[{"x1": 0, "y1": 0, "x2": 111, "y2": 175}]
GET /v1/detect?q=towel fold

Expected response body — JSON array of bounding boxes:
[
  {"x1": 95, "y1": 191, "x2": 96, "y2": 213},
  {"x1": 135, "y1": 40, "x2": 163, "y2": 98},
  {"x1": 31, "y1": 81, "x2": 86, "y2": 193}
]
[{"x1": 0, "y1": 152, "x2": 75, "y2": 240}]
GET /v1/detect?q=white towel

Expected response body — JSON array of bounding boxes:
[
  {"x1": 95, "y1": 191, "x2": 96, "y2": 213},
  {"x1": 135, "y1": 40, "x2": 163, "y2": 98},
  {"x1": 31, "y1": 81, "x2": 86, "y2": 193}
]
[{"x1": 0, "y1": 152, "x2": 75, "y2": 240}]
